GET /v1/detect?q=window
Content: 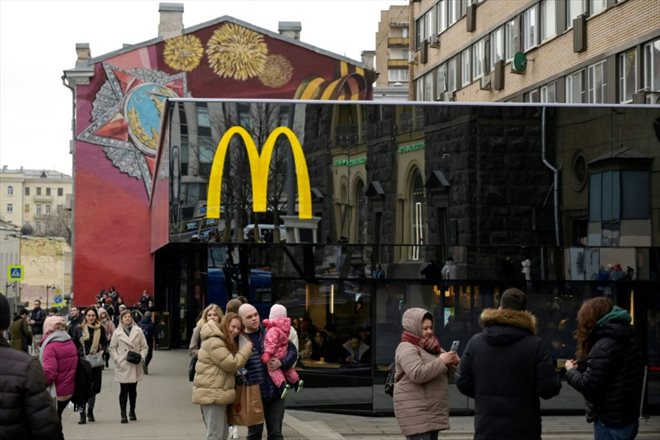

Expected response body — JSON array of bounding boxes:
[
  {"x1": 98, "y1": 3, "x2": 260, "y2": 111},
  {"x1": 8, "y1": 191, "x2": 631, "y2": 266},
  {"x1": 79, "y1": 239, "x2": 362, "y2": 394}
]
[
  {"x1": 644, "y1": 38, "x2": 660, "y2": 91},
  {"x1": 589, "y1": 0, "x2": 606, "y2": 16},
  {"x1": 45, "y1": 204, "x2": 51, "y2": 214},
  {"x1": 490, "y1": 27, "x2": 504, "y2": 70},
  {"x1": 566, "y1": 69, "x2": 586, "y2": 103},
  {"x1": 461, "y1": 48, "x2": 472, "y2": 86},
  {"x1": 589, "y1": 171, "x2": 649, "y2": 221},
  {"x1": 472, "y1": 38, "x2": 487, "y2": 79},
  {"x1": 448, "y1": 57, "x2": 458, "y2": 93},
  {"x1": 523, "y1": 5, "x2": 539, "y2": 51},
  {"x1": 436, "y1": 0, "x2": 447, "y2": 34},
  {"x1": 588, "y1": 60, "x2": 606, "y2": 103},
  {"x1": 416, "y1": 79, "x2": 424, "y2": 101},
  {"x1": 541, "y1": 81, "x2": 557, "y2": 103},
  {"x1": 25, "y1": 187, "x2": 30, "y2": 196},
  {"x1": 46, "y1": 187, "x2": 51, "y2": 196},
  {"x1": 505, "y1": 19, "x2": 516, "y2": 62},
  {"x1": 409, "y1": 169, "x2": 426, "y2": 261},
  {"x1": 567, "y1": 0, "x2": 586, "y2": 28},
  {"x1": 436, "y1": 63, "x2": 447, "y2": 98},
  {"x1": 525, "y1": 89, "x2": 540, "y2": 102},
  {"x1": 57, "y1": 187, "x2": 63, "y2": 196},
  {"x1": 388, "y1": 68, "x2": 409, "y2": 83},
  {"x1": 423, "y1": 73, "x2": 433, "y2": 101},
  {"x1": 619, "y1": 49, "x2": 637, "y2": 103},
  {"x1": 7, "y1": 186, "x2": 13, "y2": 196},
  {"x1": 36, "y1": 187, "x2": 42, "y2": 196},
  {"x1": 24, "y1": 204, "x2": 29, "y2": 213},
  {"x1": 36, "y1": 204, "x2": 42, "y2": 216},
  {"x1": 448, "y1": 0, "x2": 460, "y2": 26},
  {"x1": 57, "y1": 204, "x2": 63, "y2": 214},
  {"x1": 6, "y1": 204, "x2": 13, "y2": 213},
  {"x1": 541, "y1": 0, "x2": 557, "y2": 42},
  {"x1": 36, "y1": 221, "x2": 42, "y2": 232}
]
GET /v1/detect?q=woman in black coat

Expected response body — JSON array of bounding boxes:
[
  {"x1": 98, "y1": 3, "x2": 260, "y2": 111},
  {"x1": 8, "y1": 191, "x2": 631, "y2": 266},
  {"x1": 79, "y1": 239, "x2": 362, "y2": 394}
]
[
  {"x1": 73, "y1": 307, "x2": 108, "y2": 424},
  {"x1": 565, "y1": 297, "x2": 644, "y2": 440}
]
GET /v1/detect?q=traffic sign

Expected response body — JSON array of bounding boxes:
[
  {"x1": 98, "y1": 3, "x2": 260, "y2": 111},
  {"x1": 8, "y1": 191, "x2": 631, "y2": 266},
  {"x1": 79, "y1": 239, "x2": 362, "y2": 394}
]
[{"x1": 7, "y1": 265, "x2": 24, "y2": 281}]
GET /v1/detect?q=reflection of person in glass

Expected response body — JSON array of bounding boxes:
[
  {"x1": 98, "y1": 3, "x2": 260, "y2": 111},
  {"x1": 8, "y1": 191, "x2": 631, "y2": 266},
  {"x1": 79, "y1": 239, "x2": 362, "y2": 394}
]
[
  {"x1": 341, "y1": 335, "x2": 371, "y2": 364},
  {"x1": 310, "y1": 330, "x2": 340, "y2": 363}
]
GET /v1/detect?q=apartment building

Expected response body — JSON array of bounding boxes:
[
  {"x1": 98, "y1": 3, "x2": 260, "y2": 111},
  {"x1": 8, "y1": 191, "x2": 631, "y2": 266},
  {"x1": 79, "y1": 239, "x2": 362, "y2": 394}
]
[
  {"x1": 374, "y1": 4, "x2": 411, "y2": 100},
  {"x1": 0, "y1": 167, "x2": 72, "y2": 234},
  {"x1": 407, "y1": 0, "x2": 660, "y2": 103}
]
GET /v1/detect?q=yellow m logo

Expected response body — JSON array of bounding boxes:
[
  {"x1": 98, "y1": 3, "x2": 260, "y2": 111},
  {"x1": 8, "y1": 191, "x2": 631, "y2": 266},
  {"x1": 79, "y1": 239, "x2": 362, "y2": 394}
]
[{"x1": 206, "y1": 126, "x2": 312, "y2": 220}]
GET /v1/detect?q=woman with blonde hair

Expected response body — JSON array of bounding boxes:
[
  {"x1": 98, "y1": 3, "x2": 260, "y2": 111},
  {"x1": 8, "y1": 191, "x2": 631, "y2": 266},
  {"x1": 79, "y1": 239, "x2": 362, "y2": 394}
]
[
  {"x1": 189, "y1": 304, "x2": 224, "y2": 369},
  {"x1": 98, "y1": 307, "x2": 116, "y2": 368},
  {"x1": 108, "y1": 309, "x2": 149, "y2": 424},
  {"x1": 192, "y1": 312, "x2": 252, "y2": 440},
  {"x1": 73, "y1": 307, "x2": 108, "y2": 424},
  {"x1": 565, "y1": 297, "x2": 644, "y2": 440}
]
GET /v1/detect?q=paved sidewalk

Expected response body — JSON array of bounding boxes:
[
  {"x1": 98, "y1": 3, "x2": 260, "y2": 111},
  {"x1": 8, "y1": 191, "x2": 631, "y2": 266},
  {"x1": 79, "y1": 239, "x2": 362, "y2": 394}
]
[{"x1": 60, "y1": 349, "x2": 660, "y2": 439}]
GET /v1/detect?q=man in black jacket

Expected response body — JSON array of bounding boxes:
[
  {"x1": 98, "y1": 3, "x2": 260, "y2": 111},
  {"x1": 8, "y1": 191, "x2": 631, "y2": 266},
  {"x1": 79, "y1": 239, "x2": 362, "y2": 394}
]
[
  {"x1": 456, "y1": 288, "x2": 561, "y2": 440},
  {"x1": 238, "y1": 303, "x2": 297, "y2": 440},
  {"x1": 0, "y1": 293, "x2": 62, "y2": 440},
  {"x1": 28, "y1": 299, "x2": 46, "y2": 353}
]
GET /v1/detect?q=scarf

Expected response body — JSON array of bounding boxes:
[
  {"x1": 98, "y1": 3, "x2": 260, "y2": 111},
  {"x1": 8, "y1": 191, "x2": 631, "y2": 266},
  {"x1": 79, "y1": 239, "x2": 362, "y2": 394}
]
[
  {"x1": 401, "y1": 330, "x2": 441, "y2": 355},
  {"x1": 123, "y1": 325, "x2": 132, "y2": 337},
  {"x1": 81, "y1": 321, "x2": 102, "y2": 354}
]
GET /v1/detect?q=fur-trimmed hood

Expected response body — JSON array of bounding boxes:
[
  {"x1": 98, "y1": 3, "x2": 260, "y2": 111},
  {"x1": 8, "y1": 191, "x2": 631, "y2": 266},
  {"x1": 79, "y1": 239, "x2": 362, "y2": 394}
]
[{"x1": 480, "y1": 308, "x2": 537, "y2": 346}]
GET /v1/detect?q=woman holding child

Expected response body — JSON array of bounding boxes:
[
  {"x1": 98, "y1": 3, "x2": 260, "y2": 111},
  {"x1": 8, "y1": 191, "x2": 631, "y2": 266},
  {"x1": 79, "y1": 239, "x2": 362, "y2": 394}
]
[{"x1": 192, "y1": 311, "x2": 253, "y2": 440}]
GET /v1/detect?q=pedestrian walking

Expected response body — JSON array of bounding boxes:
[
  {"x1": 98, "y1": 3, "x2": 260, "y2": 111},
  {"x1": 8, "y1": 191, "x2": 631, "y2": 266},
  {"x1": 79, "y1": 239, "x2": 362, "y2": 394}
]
[
  {"x1": 9, "y1": 308, "x2": 31, "y2": 352},
  {"x1": 39, "y1": 315, "x2": 78, "y2": 434},
  {"x1": 108, "y1": 309, "x2": 149, "y2": 423},
  {"x1": 99, "y1": 307, "x2": 116, "y2": 368},
  {"x1": 73, "y1": 307, "x2": 108, "y2": 424},
  {"x1": 138, "y1": 311, "x2": 158, "y2": 374},
  {"x1": 238, "y1": 303, "x2": 298, "y2": 440},
  {"x1": 28, "y1": 299, "x2": 47, "y2": 354},
  {"x1": 0, "y1": 293, "x2": 62, "y2": 440},
  {"x1": 565, "y1": 297, "x2": 644, "y2": 440},
  {"x1": 393, "y1": 307, "x2": 459, "y2": 440},
  {"x1": 192, "y1": 312, "x2": 253, "y2": 440},
  {"x1": 456, "y1": 288, "x2": 561, "y2": 439}
]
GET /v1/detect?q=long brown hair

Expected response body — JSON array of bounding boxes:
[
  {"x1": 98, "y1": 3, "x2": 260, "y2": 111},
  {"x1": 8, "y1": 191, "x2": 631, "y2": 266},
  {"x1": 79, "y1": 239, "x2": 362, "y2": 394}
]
[
  {"x1": 575, "y1": 297, "x2": 613, "y2": 359},
  {"x1": 221, "y1": 312, "x2": 243, "y2": 354}
]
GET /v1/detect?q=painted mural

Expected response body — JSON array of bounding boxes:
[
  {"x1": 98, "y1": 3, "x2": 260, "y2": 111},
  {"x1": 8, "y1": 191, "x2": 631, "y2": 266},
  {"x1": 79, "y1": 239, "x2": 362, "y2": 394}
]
[{"x1": 71, "y1": 18, "x2": 373, "y2": 306}]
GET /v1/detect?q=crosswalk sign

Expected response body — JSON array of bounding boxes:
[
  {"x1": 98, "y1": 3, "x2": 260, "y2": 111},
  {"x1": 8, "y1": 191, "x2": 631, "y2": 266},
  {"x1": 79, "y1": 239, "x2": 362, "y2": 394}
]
[{"x1": 7, "y1": 265, "x2": 24, "y2": 281}]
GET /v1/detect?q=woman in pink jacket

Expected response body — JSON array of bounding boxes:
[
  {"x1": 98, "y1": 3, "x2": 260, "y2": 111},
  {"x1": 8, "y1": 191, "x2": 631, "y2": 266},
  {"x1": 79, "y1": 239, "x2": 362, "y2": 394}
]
[{"x1": 40, "y1": 315, "x2": 78, "y2": 423}]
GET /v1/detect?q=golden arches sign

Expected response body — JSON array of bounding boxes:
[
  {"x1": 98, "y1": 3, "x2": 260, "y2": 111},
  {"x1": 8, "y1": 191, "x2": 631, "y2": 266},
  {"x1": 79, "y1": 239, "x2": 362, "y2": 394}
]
[{"x1": 206, "y1": 126, "x2": 312, "y2": 219}]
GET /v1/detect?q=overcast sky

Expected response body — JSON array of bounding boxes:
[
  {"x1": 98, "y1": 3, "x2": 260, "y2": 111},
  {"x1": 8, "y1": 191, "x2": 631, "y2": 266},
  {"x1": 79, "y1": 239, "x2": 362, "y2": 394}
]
[{"x1": 0, "y1": 0, "x2": 407, "y2": 175}]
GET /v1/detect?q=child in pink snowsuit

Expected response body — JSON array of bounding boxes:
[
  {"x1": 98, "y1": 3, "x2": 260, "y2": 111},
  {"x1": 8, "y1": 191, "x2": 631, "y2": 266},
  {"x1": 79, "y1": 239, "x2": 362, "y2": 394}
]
[{"x1": 261, "y1": 304, "x2": 303, "y2": 398}]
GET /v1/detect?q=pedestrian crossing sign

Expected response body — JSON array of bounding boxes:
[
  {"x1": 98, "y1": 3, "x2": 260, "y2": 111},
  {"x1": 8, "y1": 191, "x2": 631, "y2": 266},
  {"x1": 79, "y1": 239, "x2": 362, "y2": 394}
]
[{"x1": 7, "y1": 265, "x2": 24, "y2": 281}]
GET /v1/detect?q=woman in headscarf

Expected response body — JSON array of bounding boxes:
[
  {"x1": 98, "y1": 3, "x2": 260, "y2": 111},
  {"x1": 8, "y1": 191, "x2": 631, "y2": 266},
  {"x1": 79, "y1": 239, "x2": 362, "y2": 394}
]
[
  {"x1": 40, "y1": 315, "x2": 78, "y2": 426},
  {"x1": 192, "y1": 312, "x2": 252, "y2": 440},
  {"x1": 73, "y1": 307, "x2": 108, "y2": 424},
  {"x1": 108, "y1": 309, "x2": 149, "y2": 424},
  {"x1": 393, "y1": 308, "x2": 459, "y2": 440},
  {"x1": 565, "y1": 297, "x2": 644, "y2": 440},
  {"x1": 98, "y1": 307, "x2": 116, "y2": 368}
]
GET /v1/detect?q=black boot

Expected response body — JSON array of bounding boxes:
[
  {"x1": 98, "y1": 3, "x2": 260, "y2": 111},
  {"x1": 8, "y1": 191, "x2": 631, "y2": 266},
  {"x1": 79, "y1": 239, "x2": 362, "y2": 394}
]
[
  {"x1": 120, "y1": 406, "x2": 128, "y2": 424},
  {"x1": 78, "y1": 411, "x2": 86, "y2": 425},
  {"x1": 129, "y1": 409, "x2": 137, "y2": 421},
  {"x1": 87, "y1": 408, "x2": 95, "y2": 422}
]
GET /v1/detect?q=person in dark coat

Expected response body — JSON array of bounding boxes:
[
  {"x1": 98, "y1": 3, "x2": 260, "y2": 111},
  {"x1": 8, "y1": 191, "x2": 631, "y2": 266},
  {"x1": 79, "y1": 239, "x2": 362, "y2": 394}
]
[
  {"x1": 10, "y1": 308, "x2": 31, "y2": 352},
  {"x1": 0, "y1": 293, "x2": 62, "y2": 440},
  {"x1": 565, "y1": 297, "x2": 644, "y2": 439},
  {"x1": 456, "y1": 288, "x2": 561, "y2": 440},
  {"x1": 238, "y1": 303, "x2": 298, "y2": 440},
  {"x1": 137, "y1": 311, "x2": 158, "y2": 374}
]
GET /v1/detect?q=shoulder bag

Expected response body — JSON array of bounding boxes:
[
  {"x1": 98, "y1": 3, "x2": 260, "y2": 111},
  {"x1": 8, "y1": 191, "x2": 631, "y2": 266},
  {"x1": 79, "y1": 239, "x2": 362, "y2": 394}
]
[
  {"x1": 126, "y1": 350, "x2": 142, "y2": 364},
  {"x1": 82, "y1": 339, "x2": 105, "y2": 369}
]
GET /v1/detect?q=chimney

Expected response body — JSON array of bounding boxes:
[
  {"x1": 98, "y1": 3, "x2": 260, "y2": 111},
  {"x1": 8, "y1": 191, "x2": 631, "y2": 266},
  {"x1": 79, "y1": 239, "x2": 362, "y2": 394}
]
[
  {"x1": 361, "y1": 50, "x2": 375, "y2": 70},
  {"x1": 278, "y1": 21, "x2": 301, "y2": 40},
  {"x1": 75, "y1": 43, "x2": 91, "y2": 67},
  {"x1": 159, "y1": 3, "x2": 184, "y2": 39}
]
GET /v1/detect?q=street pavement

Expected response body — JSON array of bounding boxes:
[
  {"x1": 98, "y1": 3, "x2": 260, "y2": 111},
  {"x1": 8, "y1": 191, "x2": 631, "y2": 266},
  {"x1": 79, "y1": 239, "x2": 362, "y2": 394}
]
[{"x1": 60, "y1": 349, "x2": 660, "y2": 439}]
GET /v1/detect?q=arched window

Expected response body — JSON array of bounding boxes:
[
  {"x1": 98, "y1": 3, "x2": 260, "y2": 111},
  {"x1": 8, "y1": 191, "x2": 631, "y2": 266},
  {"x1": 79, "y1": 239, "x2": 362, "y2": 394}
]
[
  {"x1": 7, "y1": 185, "x2": 13, "y2": 196},
  {"x1": 355, "y1": 179, "x2": 366, "y2": 244},
  {"x1": 409, "y1": 168, "x2": 426, "y2": 261}
]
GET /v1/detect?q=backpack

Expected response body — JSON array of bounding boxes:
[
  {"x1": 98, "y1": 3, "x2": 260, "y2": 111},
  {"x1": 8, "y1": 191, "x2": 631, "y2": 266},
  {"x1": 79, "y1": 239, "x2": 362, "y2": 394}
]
[
  {"x1": 70, "y1": 357, "x2": 94, "y2": 409},
  {"x1": 384, "y1": 362, "x2": 397, "y2": 397}
]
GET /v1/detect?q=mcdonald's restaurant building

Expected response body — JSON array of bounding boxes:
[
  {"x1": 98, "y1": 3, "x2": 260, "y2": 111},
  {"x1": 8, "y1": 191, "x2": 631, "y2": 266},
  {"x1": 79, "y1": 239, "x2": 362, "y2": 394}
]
[
  {"x1": 62, "y1": 4, "x2": 660, "y2": 415},
  {"x1": 151, "y1": 98, "x2": 660, "y2": 415}
]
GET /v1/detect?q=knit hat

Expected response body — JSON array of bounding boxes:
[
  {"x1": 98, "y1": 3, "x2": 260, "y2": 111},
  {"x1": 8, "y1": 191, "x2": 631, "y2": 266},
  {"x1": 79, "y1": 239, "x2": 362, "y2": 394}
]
[
  {"x1": 269, "y1": 304, "x2": 287, "y2": 320},
  {"x1": 0, "y1": 294, "x2": 9, "y2": 331},
  {"x1": 43, "y1": 315, "x2": 67, "y2": 337}
]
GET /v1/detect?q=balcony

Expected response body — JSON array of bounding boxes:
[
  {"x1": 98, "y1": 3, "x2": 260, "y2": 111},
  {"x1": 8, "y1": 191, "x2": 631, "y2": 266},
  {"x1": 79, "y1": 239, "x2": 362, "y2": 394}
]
[
  {"x1": 388, "y1": 59, "x2": 408, "y2": 68},
  {"x1": 33, "y1": 195, "x2": 53, "y2": 203},
  {"x1": 387, "y1": 37, "x2": 409, "y2": 47}
]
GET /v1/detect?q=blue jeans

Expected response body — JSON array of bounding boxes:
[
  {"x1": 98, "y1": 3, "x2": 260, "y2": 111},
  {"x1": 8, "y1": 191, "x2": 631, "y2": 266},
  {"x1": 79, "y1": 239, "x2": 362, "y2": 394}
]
[
  {"x1": 594, "y1": 418, "x2": 639, "y2": 440},
  {"x1": 246, "y1": 397, "x2": 286, "y2": 440}
]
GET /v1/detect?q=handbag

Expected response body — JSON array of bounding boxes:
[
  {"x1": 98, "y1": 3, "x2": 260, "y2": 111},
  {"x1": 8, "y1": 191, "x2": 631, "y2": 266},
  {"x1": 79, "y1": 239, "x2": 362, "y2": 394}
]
[
  {"x1": 81, "y1": 340, "x2": 105, "y2": 369},
  {"x1": 188, "y1": 356, "x2": 197, "y2": 382},
  {"x1": 126, "y1": 350, "x2": 142, "y2": 364},
  {"x1": 228, "y1": 384, "x2": 264, "y2": 426}
]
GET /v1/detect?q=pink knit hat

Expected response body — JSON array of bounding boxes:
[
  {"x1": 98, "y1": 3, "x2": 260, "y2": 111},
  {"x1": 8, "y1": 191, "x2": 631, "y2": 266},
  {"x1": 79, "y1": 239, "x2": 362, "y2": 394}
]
[
  {"x1": 43, "y1": 315, "x2": 66, "y2": 337},
  {"x1": 269, "y1": 304, "x2": 287, "y2": 320}
]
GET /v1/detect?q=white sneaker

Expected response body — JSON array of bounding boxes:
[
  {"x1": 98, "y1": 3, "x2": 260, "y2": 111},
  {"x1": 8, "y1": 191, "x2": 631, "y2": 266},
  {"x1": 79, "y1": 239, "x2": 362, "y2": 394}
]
[{"x1": 228, "y1": 425, "x2": 238, "y2": 439}]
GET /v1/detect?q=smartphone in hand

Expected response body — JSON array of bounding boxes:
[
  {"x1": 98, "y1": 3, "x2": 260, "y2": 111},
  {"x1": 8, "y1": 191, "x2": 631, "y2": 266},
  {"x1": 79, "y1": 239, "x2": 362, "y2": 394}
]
[{"x1": 450, "y1": 340, "x2": 460, "y2": 352}]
